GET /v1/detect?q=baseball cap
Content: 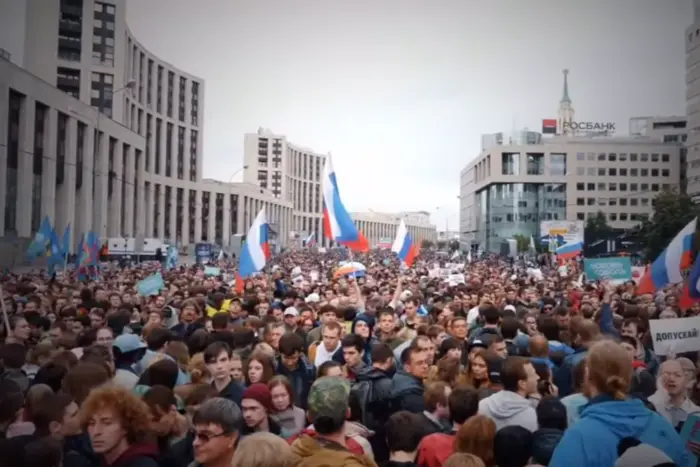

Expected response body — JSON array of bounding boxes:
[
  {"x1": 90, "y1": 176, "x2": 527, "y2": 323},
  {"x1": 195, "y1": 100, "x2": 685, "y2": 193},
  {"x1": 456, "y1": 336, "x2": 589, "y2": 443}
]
[
  {"x1": 283, "y1": 307, "x2": 299, "y2": 317},
  {"x1": 307, "y1": 377, "x2": 350, "y2": 435},
  {"x1": 468, "y1": 339, "x2": 488, "y2": 351},
  {"x1": 305, "y1": 293, "x2": 320, "y2": 304},
  {"x1": 113, "y1": 334, "x2": 147, "y2": 353}
]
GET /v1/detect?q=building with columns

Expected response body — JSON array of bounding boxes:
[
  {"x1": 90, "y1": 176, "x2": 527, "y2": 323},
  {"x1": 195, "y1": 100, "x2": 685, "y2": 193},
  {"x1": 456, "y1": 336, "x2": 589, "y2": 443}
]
[
  {"x1": 243, "y1": 128, "x2": 326, "y2": 246},
  {"x1": 349, "y1": 211, "x2": 437, "y2": 248},
  {"x1": 0, "y1": 0, "x2": 292, "y2": 252}
]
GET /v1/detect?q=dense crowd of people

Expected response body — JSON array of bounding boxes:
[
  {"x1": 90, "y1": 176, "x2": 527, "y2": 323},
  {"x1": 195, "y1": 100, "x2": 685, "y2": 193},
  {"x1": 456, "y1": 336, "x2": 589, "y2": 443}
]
[{"x1": 0, "y1": 248, "x2": 698, "y2": 467}]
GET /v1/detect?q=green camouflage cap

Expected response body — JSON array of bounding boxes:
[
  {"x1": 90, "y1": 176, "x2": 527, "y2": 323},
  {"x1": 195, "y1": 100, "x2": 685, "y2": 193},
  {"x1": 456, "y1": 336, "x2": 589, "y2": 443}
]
[{"x1": 307, "y1": 376, "x2": 350, "y2": 422}]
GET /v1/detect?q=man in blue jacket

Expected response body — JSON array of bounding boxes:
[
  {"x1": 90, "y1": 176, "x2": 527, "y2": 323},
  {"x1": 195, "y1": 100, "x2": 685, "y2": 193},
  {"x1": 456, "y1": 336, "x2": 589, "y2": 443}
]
[{"x1": 391, "y1": 346, "x2": 429, "y2": 413}]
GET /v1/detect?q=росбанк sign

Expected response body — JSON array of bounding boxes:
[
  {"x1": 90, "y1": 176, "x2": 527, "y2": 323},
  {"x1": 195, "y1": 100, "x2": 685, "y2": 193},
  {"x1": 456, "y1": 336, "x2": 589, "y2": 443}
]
[{"x1": 562, "y1": 121, "x2": 616, "y2": 132}]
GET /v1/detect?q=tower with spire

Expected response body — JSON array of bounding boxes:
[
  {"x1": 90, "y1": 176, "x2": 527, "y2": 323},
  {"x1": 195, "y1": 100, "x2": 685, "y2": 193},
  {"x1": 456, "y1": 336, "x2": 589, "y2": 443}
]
[{"x1": 557, "y1": 69, "x2": 575, "y2": 135}]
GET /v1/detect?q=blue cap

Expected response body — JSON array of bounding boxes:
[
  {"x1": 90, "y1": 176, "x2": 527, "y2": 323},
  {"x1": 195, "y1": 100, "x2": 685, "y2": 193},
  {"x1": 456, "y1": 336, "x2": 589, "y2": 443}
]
[{"x1": 113, "y1": 334, "x2": 147, "y2": 353}]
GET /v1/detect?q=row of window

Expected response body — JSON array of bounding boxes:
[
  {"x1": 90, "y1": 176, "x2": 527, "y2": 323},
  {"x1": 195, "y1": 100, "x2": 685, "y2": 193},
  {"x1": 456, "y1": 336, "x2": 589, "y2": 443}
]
[
  {"x1": 574, "y1": 167, "x2": 671, "y2": 177},
  {"x1": 576, "y1": 197, "x2": 652, "y2": 207},
  {"x1": 575, "y1": 152, "x2": 672, "y2": 163},
  {"x1": 127, "y1": 41, "x2": 200, "y2": 127},
  {"x1": 575, "y1": 212, "x2": 648, "y2": 222},
  {"x1": 575, "y1": 182, "x2": 670, "y2": 193}
]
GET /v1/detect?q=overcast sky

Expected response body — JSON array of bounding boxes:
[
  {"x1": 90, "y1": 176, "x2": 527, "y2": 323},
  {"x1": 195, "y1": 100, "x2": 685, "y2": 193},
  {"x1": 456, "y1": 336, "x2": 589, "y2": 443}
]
[{"x1": 127, "y1": 0, "x2": 691, "y2": 231}]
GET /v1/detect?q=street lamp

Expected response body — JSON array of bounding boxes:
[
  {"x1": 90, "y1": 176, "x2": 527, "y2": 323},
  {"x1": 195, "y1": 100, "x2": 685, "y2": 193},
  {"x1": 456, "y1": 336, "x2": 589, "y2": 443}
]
[
  {"x1": 228, "y1": 165, "x2": 249, "y2": 184},
  {"x1": 225, "y1": 165, "x2": 249, "y2": 246},
  {"x1": 96, "y1": 79, "x2": 136, "y2": 238}
]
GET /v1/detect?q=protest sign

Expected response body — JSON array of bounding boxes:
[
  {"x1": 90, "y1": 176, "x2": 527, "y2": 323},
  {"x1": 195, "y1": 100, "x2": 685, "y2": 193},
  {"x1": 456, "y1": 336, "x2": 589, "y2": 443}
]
[
  {"x1": 204, "y1": 266, "x2": 221, "y2": 277},
  {"x1": 136, "y1": 272, "x2": 164, "y2": 296},
  {"x1": 584, "y1": 257, "x2": 632, "y2": 283},
  {"x1": 649, "y1": 317, "x2": 700, "y2": 356}
]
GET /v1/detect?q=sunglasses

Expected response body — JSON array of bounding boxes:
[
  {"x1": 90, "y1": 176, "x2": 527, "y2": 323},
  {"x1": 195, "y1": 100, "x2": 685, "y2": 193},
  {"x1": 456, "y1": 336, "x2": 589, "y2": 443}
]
[{"x1": 194, "y1": 431, "x2": 231, "y2": 443}]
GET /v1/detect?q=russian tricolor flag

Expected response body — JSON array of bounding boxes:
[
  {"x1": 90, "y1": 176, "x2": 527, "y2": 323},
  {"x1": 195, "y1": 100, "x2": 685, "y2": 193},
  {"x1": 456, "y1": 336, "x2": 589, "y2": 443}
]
[
  {"x1": 305, "y1": 232, "x2": 316, "y2": 247},
  {"x1": 322, "y1": 155, "x2": 369, "y2": 252},
  {"x1": 638, "y1": 217, "x2": 696, "y2": 295},
  {"x1": 239, "y1": 208, "x2": 271, "y2": 278},
  {"x1": 391, "y1": 220, "x2": 419, "y2": 268}
]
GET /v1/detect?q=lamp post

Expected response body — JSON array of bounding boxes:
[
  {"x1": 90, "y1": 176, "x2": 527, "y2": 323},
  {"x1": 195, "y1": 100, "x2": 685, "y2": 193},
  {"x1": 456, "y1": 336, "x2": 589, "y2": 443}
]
[
  {"x1": 95, "y1": 79, "x2": 135, "y2": 239},
  {"x1": 225, "y1": 165, "x2": 248, "y2": 246}
]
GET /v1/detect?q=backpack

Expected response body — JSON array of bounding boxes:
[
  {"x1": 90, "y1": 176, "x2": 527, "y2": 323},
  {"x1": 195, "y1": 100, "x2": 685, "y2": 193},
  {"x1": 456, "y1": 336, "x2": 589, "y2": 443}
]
[{"x1": 350, "y1": 379, "x2": 375, "y2": 429}]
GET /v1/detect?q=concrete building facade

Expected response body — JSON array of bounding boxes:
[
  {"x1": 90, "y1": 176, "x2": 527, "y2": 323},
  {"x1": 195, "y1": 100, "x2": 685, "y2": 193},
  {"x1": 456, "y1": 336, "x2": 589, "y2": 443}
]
[
  {"x1": 244, "y1": 128, "x2": 438, "y2": 248},
  {"x1": 244, "y1": 128, "x2": 325, "y2": 247},
  {"x1": 0, "y1": 0, "x2": 292, "y2": 252}
]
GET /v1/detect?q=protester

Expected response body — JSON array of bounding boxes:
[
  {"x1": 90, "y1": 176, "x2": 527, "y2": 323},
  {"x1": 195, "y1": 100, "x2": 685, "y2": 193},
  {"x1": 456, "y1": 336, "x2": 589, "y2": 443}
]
[{"x1": 1, "y1": 241, "x2": 697, "y2": 467}]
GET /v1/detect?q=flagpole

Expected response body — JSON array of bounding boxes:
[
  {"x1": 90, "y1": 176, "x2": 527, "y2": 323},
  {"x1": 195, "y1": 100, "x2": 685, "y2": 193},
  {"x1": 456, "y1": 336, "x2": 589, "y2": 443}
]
[{"x1": 0, "y1": 284, "x2": 12, "y2": 339}]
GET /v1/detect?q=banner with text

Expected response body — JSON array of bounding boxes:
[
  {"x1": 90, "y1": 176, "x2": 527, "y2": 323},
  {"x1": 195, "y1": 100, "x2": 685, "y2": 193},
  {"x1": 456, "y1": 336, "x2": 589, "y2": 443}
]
[
  {"x1": 584, "y1": 257, "x2": 632, "y2": 283},
  {"x1": 650, "y1": 317, "x2": 700, "y2": 356}
]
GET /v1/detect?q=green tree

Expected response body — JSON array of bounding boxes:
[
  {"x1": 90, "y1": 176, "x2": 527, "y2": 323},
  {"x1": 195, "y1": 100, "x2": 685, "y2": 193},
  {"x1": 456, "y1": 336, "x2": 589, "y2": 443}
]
[
  {"x1": 584, "y1": 211, "x2": 614, "y2": 244},
  {"x1": 642, "y1": 188, "x2": 700, "y2": 261},
  {"x1": 512, "y1": 234, "x2": 531, "y2": 253},
  {"x1": 421, "y1": 239, "x2": 434, "y2": 250},
  {"x1": 436, "y1": 240, "x2": 447, "y2": 250},
  {"x1": 448, "y1": 240, "x2": 460, "y2": 252}
]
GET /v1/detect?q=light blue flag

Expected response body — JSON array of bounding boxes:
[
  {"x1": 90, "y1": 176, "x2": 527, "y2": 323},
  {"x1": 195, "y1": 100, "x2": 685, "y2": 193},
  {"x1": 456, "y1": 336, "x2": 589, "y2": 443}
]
[
  {"x1": 136, "y1": 272, "x2": 165, "y2": 296},
  {"x1": 47, "y1": 229, "x2": 63, "y2": 275},
  {"x1": 166, "y1": 245, "x2": 179, "y2": 270},
  {"x1": 61, "y1": 224, "x2": 71, "y2": 259},
  {"x1": 204, "y1": 266, "x2": 221, "y2": 277},
  {"x1": 27, "y1": 216, "x2": 53, "y2": 260}
]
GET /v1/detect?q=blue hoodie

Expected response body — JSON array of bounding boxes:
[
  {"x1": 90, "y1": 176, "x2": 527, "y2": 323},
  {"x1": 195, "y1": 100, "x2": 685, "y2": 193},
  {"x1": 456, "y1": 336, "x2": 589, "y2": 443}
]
[{"x1": 549, "y1": 396, "x2": 694, "y2": 467}]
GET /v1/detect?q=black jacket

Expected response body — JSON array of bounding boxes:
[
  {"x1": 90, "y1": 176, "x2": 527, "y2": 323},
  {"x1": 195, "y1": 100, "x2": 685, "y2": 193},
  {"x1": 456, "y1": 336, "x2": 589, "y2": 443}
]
[
  {"x1": 103, "y1": 443, "x2": 160, "y2": 467},
  {"x1": 353, "y1": 366, "x2": 394, "y2": 430},
  {"x1": 216, "y1": 379, "x2": 244, "y2": 408},
  {"x1": 390, "y1": 371, "x2": 424, "y2": 413}
]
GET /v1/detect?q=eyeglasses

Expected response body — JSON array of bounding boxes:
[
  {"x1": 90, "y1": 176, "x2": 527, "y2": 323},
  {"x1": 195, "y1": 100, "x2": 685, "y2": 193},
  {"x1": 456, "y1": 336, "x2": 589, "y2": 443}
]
[{"x1": 194, "y1": 430, "x2": 231, "y2": 443}]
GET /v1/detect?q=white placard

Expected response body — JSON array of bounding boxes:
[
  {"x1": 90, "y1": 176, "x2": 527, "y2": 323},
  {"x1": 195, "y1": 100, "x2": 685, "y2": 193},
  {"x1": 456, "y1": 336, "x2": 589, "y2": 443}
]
[
  {"x1": 649, "y1": 317, "x2": 700, "y2": 356},
  {"x1": 291, "y1": 266, "x2": 302, "y2": 277},
  {"x1": 310, "y1": 270, "x2": 319, "y2": 282}
]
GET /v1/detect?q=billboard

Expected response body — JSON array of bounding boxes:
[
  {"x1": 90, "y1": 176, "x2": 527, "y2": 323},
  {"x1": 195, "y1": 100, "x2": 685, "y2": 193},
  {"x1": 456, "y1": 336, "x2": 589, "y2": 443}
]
[{"x1": 540, "y1": 220, "x2": 584, "y2": 259}]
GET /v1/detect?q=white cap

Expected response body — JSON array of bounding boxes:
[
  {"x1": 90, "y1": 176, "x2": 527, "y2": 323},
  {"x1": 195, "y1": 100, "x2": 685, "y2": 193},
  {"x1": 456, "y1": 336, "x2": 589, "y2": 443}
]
[
  {"x1": 400, "y1": 290, "x2": 412, "y2": 302},
  {"x1": 504, "y1": 304, "x2": 516, "y2": 312},
  {"x1": 305, "y1": 293, "x2": 320, "y2": 303},
  {"x1": 283, "y1": 307, "x2": 299, "y2": 317}
]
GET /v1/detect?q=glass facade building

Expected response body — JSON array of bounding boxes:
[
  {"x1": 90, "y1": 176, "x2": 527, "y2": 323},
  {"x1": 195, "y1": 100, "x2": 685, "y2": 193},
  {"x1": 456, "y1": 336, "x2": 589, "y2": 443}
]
[{"x1": 474, "y1": 183, "x2": 567, "y2": 252}]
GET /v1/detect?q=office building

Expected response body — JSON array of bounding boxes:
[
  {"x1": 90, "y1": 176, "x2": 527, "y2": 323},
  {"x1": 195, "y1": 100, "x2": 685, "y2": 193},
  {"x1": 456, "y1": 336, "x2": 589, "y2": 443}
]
[
  {"x1": 350, "y1": 211, "x2": 437, "y2": 248},
  {"x1": 686, "y1": 0, "x2": 700, "y2": 199},
  {"x1": 460, "y1": 69, "x2": 684, "y2": 252},
  {"x1": 0, "y1": 0, "x2": 292, "y2": 252},
  {"x1": 459, "y1": 134, "x2": 683, "y2": 252},
  {"x1": 243, "y1": 128, "x2": 324, "y2": 246},
  {"x1": 244, "y1": 128, "x2": 438, "y2": 248}
]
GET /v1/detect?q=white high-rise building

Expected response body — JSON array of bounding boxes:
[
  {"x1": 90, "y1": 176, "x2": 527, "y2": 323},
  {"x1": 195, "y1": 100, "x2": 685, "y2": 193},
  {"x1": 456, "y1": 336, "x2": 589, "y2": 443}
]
[
  {"x1": 686, "y1": 1, "x2": 700, "y2": 199},
  {"x1": 0, "y1": 0, "x2": 292, "y2": 255},
  {"x1": 244, "y1": 128, "x2": 326, "y2": 246}
]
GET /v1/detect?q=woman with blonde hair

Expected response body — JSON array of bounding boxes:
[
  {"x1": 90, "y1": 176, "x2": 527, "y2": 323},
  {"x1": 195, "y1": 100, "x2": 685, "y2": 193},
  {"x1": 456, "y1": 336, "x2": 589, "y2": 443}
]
[
  {"x1": 550, "y1": 340, "x2": 693, "y2": 467},
  {"x1": 230, "y1": 431, "x2": 292, "y2": 467}
]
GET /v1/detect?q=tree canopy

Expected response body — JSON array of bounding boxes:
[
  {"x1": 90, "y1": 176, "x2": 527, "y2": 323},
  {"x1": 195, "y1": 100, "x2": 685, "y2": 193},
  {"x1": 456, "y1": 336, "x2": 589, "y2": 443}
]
[
  {"x1": 584, "y1": 211, "x2": 614, "y2": 244},
  {"x1": 512, "y1": 234, "x2": 531, "y2": 253},
  {"x1": 421, "y1": 239, "x2": 434, "y2": 250},
  {"x1": 641, "y1": 188, "x2": 700, "y2": 261}
]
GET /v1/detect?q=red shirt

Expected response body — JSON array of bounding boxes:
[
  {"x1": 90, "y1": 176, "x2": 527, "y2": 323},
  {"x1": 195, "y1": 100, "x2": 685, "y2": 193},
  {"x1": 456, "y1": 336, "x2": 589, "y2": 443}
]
[{"x1": 417, "y1": 432, "x2": 456, "y2": 467}]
